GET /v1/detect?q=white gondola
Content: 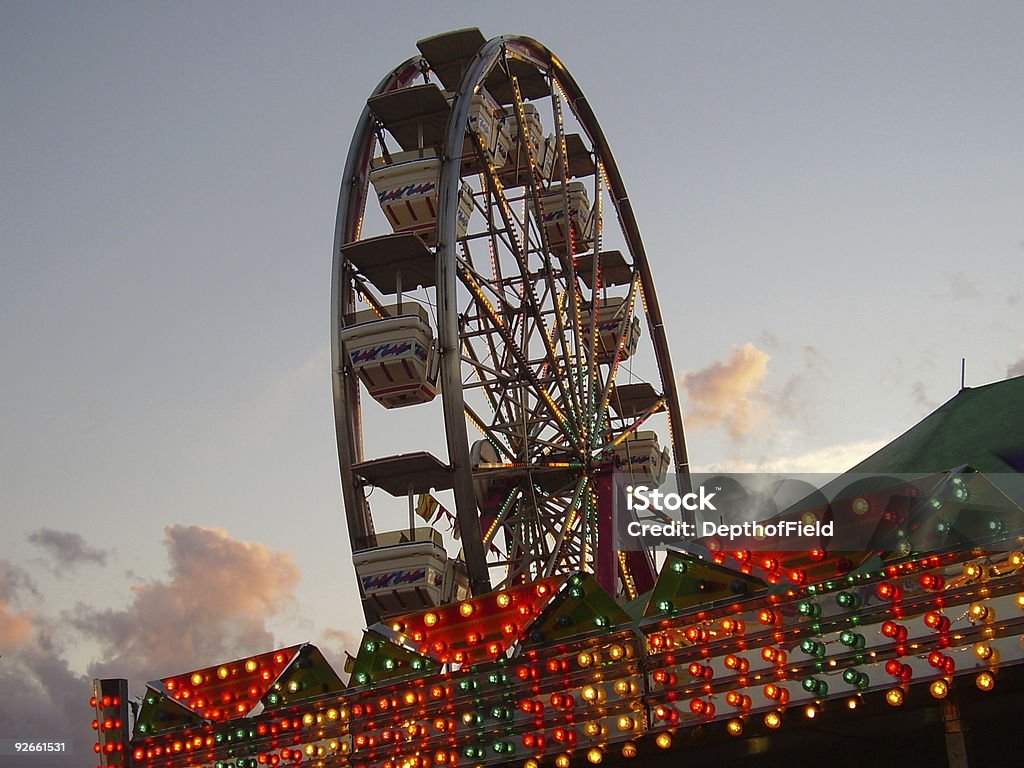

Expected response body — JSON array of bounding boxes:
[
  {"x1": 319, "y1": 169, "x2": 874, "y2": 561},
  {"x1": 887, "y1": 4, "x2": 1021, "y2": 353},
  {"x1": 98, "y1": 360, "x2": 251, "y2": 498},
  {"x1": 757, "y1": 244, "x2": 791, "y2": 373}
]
[
  {"x1": 340, "y1": 302, "x2": 439, "y2": 408},
  {"x1": 443, "y1": 87, "x2": 504, "y2": 163},
  {"x1": 497, "y1": 103, "x2": 554, "y2": 185},
  {"x1": 580, "y1": 296, "x2": 642, "y2": 361},
  {"x1": 537, "y1": 134, "x2": 557, "y2": 180},
  {"x1": 353, "y1": 528, "x2": 469, "y2": 617},
  {"x1": 501, "y1": 103, "x2": 544, "y2": 162},
  {"x1": 369, "y1": 150, "x2": 474, "y2": 246},
  {"x1": 613, "y1": 431, "x2": 671, "y2": 486},
  {"x1": 529, "y1": 181, "x2": 593, "y2": 253}
]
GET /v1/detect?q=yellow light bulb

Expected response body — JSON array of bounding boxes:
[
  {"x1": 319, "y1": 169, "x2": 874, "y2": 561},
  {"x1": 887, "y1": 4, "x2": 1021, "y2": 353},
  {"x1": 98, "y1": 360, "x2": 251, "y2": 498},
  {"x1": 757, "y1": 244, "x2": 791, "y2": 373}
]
[
  {"x1": 930, "y1": 680, "x2": 949, "y2": 699},
  {"x1": 764, "y1": 711, "x2": 782, "y2": 729},
  {"x1": 459, "y1": 602, "x2": 474, "y2": 617},
  {"x1": 655, "y1": 733, "x2": 672, "y2": 749},
  {"x1": 586, "y1": 749, "x2": 603, "y2": 764},
  {"x1": 969, "y1": 602, "x2": 990, "y2": 622},
  {"x1": 885, "y1": 688, "x2": 904, "y2": 707},
  {"x1": 726, "y1": 718, "x2": 744, "y2": 736},
  {"x1": 621, "y1": 742, "x2": 637, "y2": 759},
  {"x1": 976, "y1": 671, "x2": 996, "y2": 692},
  {"x1": 555, "y1": 754, "x2": 571, "y2": 768}
]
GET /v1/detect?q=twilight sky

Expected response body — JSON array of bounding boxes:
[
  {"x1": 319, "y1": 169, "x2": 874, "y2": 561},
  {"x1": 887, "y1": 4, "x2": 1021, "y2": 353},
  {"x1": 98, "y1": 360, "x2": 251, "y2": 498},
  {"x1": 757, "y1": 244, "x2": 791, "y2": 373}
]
[{"x1": 1, "y1": 1, "x2": 1022, "y2": 761}]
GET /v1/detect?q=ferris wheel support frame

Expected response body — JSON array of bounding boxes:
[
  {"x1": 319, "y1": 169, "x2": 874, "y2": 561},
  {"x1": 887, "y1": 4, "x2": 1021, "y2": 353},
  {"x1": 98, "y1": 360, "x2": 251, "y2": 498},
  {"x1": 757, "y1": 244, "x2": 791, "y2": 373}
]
[{"x1": 331, "y1": 57, "x2": 423, "y2": 555}]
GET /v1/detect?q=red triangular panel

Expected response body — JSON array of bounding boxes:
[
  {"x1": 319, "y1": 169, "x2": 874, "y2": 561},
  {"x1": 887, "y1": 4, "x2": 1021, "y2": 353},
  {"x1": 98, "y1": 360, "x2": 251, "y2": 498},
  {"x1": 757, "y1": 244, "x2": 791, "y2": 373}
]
[
  {"x1": 156, "y1": 645, "x2": 301, "y2": 722},
  {"x1": 386, "y1": 576, "x2": 565, "y2": 665}
]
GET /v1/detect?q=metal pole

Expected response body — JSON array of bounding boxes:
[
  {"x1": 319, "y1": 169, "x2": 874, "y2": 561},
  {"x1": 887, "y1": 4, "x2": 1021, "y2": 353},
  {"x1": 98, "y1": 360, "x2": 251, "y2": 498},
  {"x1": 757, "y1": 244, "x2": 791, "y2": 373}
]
[
  {"x1": 942, "y1": 694, "x2": 971, "y2": 768},
  {"x1": 435, "y1": 40, "x2": 507, "y2": 595},
  {"x1": 408, "y1": 482, "x2": 415, "y2": 539}
]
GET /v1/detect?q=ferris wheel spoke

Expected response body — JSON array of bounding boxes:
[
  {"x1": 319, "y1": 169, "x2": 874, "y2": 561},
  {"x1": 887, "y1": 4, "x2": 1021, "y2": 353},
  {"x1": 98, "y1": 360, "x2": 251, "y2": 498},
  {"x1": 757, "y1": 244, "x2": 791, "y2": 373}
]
[
  {"x1": 473, "y1": 145, "x2": 584, "y2": 445},
  {"x1": 540, "y1": 475, "x2": 590, "y2": 577},
  {"x1": 458, "y1": 264, "x2": 582, "y2": 456},
  {"x1": 507, "y1": 75, "x2": 584, "y2": 431},
  {"x1": 544, "y1": 86, "x2": 591, "y2": 432},
  {"x1": 471, "y1": 130, "x2": 584, "y2": 433},
  {"x1": 592, "y1": 276, "x2": 642, "y2": 441},
  {"x1": 480, "y1": 486, "x2": 522, "y2": 549}
]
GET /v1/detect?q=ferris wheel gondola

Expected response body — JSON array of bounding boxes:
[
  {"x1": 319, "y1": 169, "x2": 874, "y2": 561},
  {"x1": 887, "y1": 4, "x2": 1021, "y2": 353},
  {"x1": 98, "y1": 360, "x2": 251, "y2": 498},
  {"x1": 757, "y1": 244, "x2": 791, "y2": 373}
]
[{"x1": 331, "y1": 29, "x2": 690, "y2": 622}]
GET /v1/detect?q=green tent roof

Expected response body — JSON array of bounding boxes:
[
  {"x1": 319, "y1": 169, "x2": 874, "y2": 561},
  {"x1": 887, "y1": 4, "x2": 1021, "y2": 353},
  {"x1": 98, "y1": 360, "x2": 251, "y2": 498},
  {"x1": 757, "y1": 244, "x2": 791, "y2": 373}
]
[{"x1": 850, "y1": 375, "x2": 1024, "y2": 474}]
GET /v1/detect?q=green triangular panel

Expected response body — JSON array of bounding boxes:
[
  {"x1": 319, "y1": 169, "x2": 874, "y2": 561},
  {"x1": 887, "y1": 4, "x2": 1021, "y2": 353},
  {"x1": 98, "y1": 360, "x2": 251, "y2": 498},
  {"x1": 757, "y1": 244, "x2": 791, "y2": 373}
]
[
  {"x1": 349, "y1": 630, "x2": 438, "y2": 686},
  {"x1": 643, "y1": 552, "x2": 767, "y2": 617},
  {"x1": 261, "y1": 644, "x2": 345, "y2": 708},
  {"x1": 902, "y1": 470, "x2": 1024, "y2": 554},
  {"x1": 525, "y1": 572, "x2": 632, "y2": 644},
  {"x1": 133, "y1": 685, "x2": 208, "y2": 738}
]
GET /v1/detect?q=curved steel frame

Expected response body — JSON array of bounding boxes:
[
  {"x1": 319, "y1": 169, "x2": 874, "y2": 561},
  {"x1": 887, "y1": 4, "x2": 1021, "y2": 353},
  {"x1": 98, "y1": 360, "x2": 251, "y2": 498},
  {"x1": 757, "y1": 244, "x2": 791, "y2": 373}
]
[{"x1": 332, "y1": 35, "x2": 690, "y2": 601}]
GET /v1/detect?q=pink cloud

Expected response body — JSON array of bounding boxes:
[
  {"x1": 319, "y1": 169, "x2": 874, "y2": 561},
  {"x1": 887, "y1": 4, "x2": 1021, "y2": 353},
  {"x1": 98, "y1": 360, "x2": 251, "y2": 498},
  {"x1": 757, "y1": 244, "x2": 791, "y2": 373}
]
[
  {"x1": 679, "y1": 343, "x2": 771, "y2": 440},
  {"x1": 72, "y1": 525, "x2": 301, "y2": 683}
]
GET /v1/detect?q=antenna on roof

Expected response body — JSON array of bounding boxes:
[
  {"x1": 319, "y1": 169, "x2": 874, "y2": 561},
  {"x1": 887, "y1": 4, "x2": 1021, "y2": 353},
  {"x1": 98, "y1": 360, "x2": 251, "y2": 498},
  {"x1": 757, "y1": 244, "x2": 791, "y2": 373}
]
[{"x1": 960, "y1": 358, "x2": 966, "y2": 391}]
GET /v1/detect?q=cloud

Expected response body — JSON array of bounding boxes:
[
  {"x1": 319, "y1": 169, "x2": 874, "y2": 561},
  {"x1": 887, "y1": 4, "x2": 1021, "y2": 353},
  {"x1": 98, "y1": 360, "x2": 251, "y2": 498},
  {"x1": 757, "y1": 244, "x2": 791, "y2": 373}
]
[
  {"x1": 772, "y1": 345, "x2": 830, "y2": 422},
  {"x1": 0, "y1": 561, "x2": 88, "y2": 763},
  {"x1": 0, "y1": 634, "x2": 92, "y2": 749},
  {"x1": 70, "y1": 525, "x2": 301, "y2": 683},
  {"x1": 910, "y1": 381, "x2": 936, "y2": 409},
  {"x1": 1007, "y1": 348, "x2": 1024, "y2": 380},
  {"x1": 694, "y1": 437, "x2": 893, "y2": 474},
  {"x1": 1, "y1": 528, "x2": 303, "y2": 766},
  {"x1": 28, "y1": 528, "x2": 108, "y2": 569},
  {"x1": 1, "y1": 560, "x2": 39, "y2": 647},
  {"x1": 948, "y1": 271, "x2": 981, "y2": 300},
  {"x1": 318, "y1": 627, "x2": 361, "y2": 681},
  {"x1": 680, "y1": 343, "x2": 771, "y2": 440}
]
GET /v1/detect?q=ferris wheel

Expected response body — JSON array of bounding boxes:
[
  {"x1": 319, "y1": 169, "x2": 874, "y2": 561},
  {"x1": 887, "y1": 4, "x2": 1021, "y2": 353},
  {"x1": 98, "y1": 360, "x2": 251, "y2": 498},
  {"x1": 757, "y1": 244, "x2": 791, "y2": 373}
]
[{"x1": 331, "y1": 29, "x2": 690, "y2": 623}]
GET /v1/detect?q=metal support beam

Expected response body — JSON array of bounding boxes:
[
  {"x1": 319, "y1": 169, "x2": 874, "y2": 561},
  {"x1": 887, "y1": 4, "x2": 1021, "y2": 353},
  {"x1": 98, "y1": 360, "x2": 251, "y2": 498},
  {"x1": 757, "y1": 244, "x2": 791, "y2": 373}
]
[{"x1": 942, "y1": 694, "x2": 971, "y2": 768}]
